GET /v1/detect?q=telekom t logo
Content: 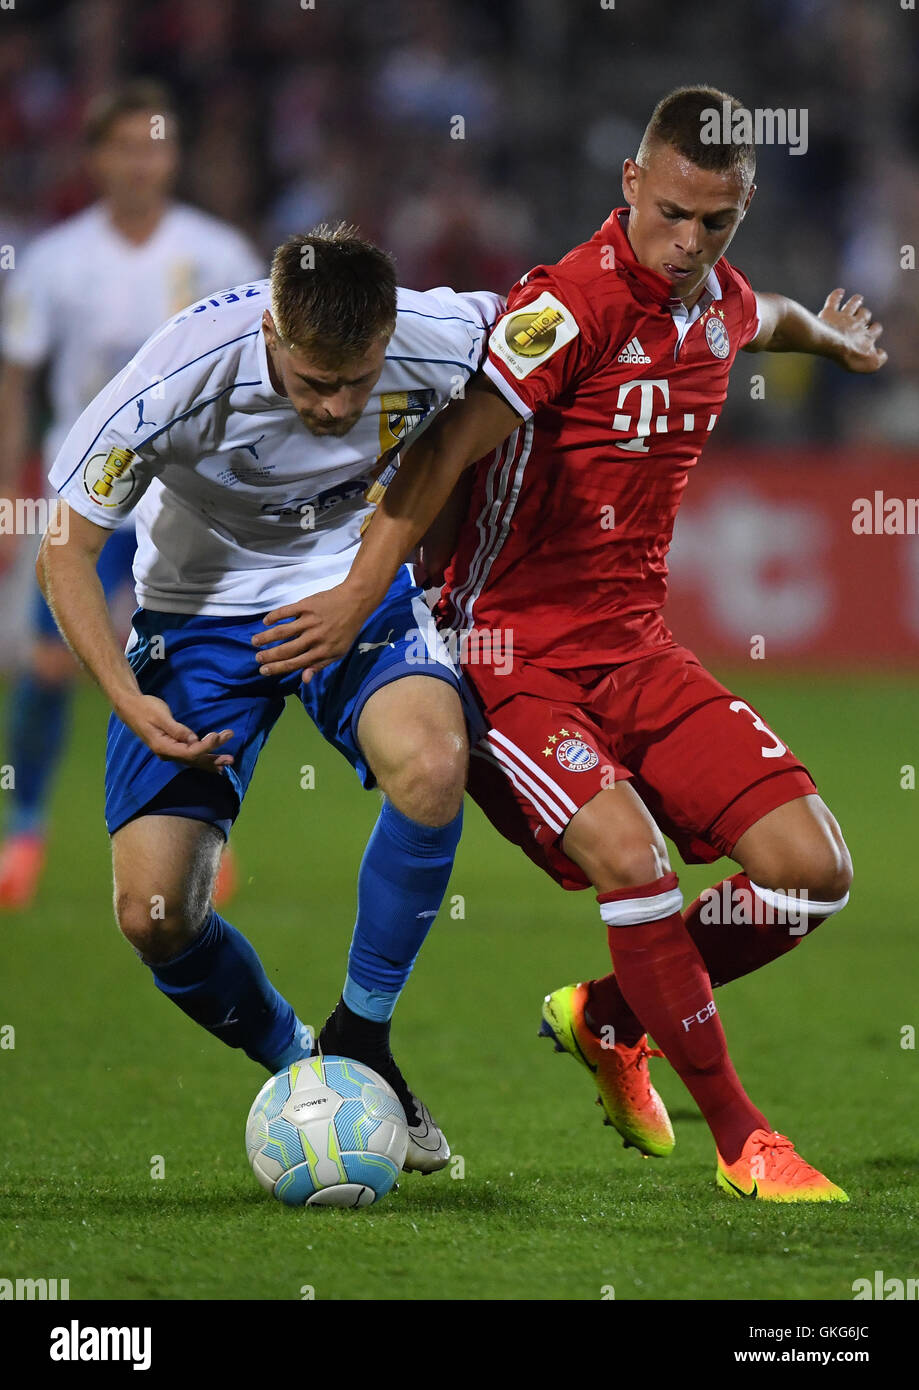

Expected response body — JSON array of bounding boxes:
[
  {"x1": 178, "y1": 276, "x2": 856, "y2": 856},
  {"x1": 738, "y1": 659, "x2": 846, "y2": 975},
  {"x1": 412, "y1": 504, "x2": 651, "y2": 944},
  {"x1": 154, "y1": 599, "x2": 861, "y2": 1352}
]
[{"x1": 612, "y1": 378, "x2": 670, "y2": 453}]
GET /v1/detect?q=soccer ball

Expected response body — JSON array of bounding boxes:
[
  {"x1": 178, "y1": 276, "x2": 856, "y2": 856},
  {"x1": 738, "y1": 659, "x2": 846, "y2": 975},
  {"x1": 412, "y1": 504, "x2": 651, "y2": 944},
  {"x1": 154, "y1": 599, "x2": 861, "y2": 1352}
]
[{"x1": 245, "y1": 1055, "x2": 409, "y2": 1207}]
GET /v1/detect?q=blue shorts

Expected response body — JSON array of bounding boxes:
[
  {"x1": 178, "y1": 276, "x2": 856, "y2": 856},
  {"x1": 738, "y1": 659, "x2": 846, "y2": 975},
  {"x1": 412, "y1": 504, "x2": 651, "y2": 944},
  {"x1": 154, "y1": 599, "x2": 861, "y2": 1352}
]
[
  {"x1": 105, "y1": 568, "x2": 460, "y2": 838},
  {"x1": 34, "y1": 523, "x2": 137, "y2": 639}
]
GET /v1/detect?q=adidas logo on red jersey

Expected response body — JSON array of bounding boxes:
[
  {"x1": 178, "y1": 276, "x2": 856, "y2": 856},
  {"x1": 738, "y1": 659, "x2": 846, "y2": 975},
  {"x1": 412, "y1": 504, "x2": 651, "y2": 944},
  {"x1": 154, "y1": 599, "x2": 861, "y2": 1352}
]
[{"x1": 616, "y1": 336, "x2": 652, "y2": 365}]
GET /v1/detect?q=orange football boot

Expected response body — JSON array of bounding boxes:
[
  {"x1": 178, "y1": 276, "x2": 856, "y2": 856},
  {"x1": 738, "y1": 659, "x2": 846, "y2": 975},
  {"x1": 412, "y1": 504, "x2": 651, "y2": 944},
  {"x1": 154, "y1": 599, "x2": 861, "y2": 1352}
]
[
  {"x1": 717, "y1": 1128, "x2": 848, "y2": 1202},
  {"x1": 540, "y1": 982, "x2": 675, "y2": 1157}
]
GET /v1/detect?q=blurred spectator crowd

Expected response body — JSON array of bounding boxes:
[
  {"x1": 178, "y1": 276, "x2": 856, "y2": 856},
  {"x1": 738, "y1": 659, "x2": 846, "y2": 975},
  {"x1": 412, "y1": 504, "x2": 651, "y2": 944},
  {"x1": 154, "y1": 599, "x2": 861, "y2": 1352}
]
[{"x1": 0, "y1": 0, "x2": 916, "y2": 447}]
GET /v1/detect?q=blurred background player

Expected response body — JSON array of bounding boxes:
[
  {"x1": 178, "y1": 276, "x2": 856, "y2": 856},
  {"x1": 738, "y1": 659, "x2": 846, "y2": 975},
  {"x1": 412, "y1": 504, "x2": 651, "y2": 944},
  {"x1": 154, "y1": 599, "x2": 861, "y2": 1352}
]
[{"x1": 0, "y1": 80, "x2": 262, "y2": 908}]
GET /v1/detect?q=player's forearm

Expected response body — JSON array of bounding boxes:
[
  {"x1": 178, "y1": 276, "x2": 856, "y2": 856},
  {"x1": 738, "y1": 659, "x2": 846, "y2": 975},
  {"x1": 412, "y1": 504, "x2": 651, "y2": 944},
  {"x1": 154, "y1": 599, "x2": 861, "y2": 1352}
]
[
  {"x1": 344, "y1": 380, "x2": 521, "y2": 617},
  {"x1": 752, "y1": 293, "x2": 845, "y2": 360},
  {"x1": 36, "y1": 538, "x2": 141, "y2": 713},
  {"x1": 345, "y1": 421, "x2": 471, "y2": 619},
  {"x1": 418, "y1": 470, "x2": 474, "y2": 582}
]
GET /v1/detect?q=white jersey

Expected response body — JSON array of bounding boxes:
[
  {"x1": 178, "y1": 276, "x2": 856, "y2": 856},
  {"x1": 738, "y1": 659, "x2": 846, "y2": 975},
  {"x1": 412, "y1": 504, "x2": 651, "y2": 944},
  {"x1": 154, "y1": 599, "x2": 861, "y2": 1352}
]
[
  {"x1": 1, "y1": 202, "x2": 263, "y2": 466},
  {"x1": 49, "y1": 282, "x2": 503, "y2": 615}
]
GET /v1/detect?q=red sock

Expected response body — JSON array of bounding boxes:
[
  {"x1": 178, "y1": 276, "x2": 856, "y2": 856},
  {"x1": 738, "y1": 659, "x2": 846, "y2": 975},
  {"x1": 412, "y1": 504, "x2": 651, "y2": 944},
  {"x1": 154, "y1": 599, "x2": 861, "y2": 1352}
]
[
  {"x1": 585, "y1": 975, "x2": 645, "y2": 1046},
  {"x1": 586, "y1": 872, "x2": 838, "y2": 1037},
  {"x1": 683, "y1": 873, "x2": 835, "y2": 986},
  {"x1": 600, "y1": 873, "x2": 768, "y2": 1162}
]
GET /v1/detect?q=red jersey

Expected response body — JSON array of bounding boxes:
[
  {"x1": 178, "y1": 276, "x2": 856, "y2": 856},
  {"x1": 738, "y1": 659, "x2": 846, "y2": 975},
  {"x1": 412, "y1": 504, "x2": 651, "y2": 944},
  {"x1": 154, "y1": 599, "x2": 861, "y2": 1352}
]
[{"x1": 439, "y1": 207, "x2": 761, "y2": 666}]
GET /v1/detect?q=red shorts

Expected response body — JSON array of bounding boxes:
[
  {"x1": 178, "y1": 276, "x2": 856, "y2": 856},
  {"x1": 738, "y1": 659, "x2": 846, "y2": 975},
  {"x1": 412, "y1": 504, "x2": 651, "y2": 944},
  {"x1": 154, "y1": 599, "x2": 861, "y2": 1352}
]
[{"x1": 464, "y1": 644, "x2": 817, "y2": 891}]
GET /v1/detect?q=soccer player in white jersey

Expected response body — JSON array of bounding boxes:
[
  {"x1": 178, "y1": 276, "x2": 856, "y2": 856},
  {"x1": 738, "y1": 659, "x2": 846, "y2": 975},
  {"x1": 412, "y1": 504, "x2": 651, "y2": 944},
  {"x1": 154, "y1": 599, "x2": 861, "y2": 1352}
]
[
  {"x1": 37, "y1": 225, "x2": 502, "y2": 1169},
  {"x1": 0, "y1": 80, "x2": 261, "y2": 907}
]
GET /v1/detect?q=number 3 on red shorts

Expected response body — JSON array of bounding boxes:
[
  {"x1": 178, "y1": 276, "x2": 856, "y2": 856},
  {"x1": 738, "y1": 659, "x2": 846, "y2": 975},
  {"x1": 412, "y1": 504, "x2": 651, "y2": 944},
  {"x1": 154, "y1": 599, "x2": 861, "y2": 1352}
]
[{"x1": 729, "y1": 699, "x2": 787, "y2": 759}]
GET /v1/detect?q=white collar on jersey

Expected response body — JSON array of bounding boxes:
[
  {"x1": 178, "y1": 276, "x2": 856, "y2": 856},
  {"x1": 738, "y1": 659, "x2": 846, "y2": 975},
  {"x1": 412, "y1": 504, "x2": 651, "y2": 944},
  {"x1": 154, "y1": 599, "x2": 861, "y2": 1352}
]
[
  {"x1": 671, "y1": 266, "x2": 722, "y2": 322},
  {"x1": 669, "y1": 266, "x2": 722, "y2": 350}
]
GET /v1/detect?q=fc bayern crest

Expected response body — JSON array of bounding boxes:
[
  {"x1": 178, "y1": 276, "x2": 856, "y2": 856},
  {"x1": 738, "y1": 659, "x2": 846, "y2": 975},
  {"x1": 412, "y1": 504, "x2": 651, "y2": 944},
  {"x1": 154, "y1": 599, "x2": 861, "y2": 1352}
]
[
  {"x1": 705, "y1": 314, "x2": 730, "y2": 359},
  {"x1": 556, "y1": 738, "x2": 599, "y2": 773}
]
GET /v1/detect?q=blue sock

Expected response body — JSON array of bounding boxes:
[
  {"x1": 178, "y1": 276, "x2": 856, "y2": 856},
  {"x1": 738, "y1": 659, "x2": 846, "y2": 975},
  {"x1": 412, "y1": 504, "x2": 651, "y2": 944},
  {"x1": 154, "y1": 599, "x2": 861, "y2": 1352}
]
[
  {"x1": 148, "y1": 910, "x2": 312, "y2": 1071},
  {"x1": 343, "y1": 801, "x2": 463, "y2": 1022},
  {"x1": 5, "y1": 673, "x2": 73, "y2": 836}
]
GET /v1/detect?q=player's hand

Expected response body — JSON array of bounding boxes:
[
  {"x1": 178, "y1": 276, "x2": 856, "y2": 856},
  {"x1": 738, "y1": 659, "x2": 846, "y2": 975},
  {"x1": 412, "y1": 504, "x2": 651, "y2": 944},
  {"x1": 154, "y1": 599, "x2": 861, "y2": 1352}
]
[
  {"x1": 115, "y1": 693, "x2": 235, "y2": 770},
  {"x1": 819, "y1": 289, "x2": 888, "y2": 372},
  {"x1": 251, "y1": 584, "x2": 365, "y2": 683}
]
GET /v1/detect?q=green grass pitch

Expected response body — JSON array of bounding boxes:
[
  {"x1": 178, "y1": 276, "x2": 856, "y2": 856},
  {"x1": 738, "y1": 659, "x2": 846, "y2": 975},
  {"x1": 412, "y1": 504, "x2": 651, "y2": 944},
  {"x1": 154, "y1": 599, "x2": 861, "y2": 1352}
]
[{"x1": 1, "y1": 671, "x2": 917, "y2": 1301}]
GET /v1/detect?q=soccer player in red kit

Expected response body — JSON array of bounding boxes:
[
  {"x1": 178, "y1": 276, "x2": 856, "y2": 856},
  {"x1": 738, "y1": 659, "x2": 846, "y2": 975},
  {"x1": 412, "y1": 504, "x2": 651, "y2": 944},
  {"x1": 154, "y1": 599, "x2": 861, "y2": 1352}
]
[{"x1": 255, "y1": 87, "x2": 888, "y2": 1201}]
